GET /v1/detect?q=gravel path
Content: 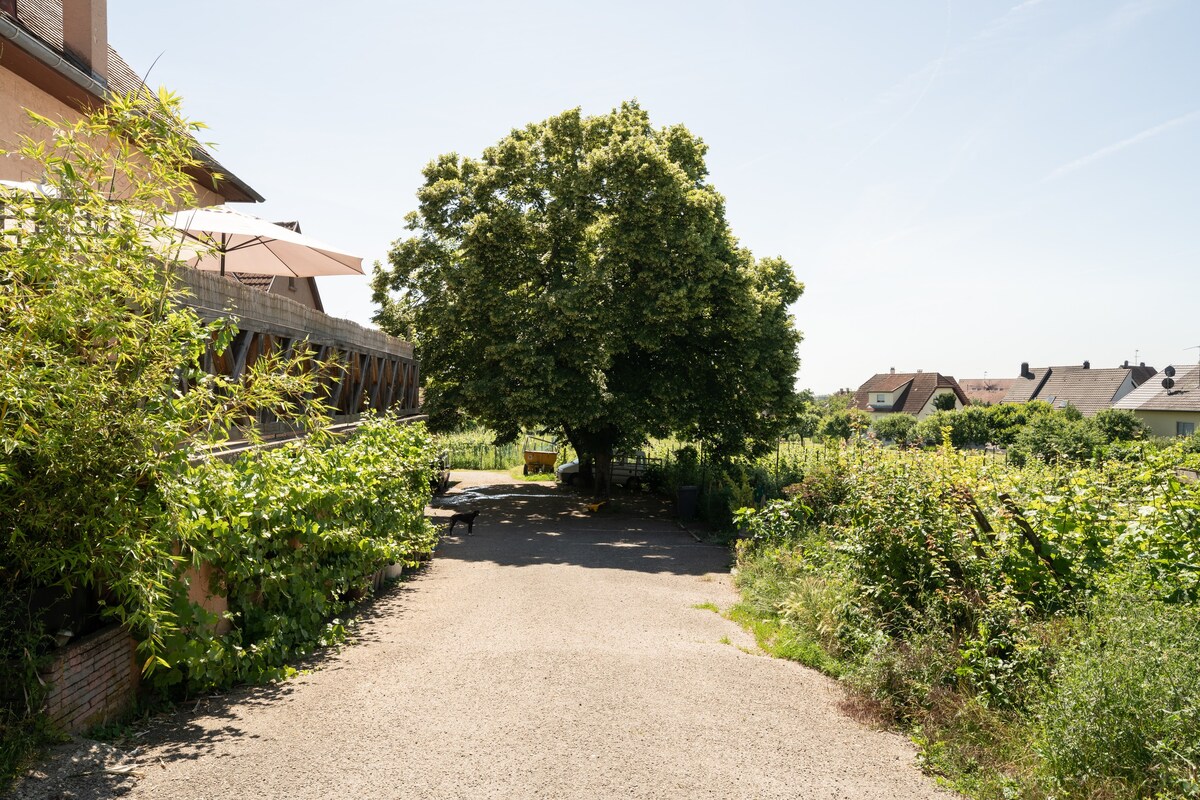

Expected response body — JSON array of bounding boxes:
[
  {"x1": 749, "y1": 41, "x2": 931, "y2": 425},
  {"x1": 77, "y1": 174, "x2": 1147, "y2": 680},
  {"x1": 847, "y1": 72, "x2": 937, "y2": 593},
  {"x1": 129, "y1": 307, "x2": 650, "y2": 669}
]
[{"x1": 71, "y1": 472, "x2": 954, "y2": 799}]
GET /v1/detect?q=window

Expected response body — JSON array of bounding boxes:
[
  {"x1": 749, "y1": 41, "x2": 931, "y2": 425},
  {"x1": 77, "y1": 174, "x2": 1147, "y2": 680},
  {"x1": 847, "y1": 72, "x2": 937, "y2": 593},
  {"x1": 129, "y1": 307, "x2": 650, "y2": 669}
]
[
  {"x1": 1178, "y1": 421, "x2": 1196, "y2": 437},
  {"x1": 875, "y1": 394, "x2": 886, "y2": 403}
]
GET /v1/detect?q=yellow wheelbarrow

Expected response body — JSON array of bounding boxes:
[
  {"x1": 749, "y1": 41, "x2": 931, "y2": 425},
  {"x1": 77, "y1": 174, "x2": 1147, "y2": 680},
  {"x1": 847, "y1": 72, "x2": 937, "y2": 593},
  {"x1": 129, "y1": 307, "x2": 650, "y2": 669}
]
[{"x1": 522, "y1": 436, "x2": 558, "y2": 475}]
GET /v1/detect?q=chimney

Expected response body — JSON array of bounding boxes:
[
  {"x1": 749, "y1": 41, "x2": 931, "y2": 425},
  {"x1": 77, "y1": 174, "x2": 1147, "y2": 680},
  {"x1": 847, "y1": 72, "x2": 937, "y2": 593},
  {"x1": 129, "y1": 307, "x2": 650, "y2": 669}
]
[
  {"x1": 1123, "y1": 360, "x2": 1130, "y2": 368},
  {"x1": 62, "y1": 0, "x2": 108, "y2": 81},
  {"x1": 1020, "y1": 362, "x2": 1032, "y2": 379},
  {"x1": 1082, "y1": 360, "x2": 1090, "y2": 369},
  {"x1": 1140, "y1": 362, "x2": 1146, "y2": 367},
  {"x1": 889, "y1": 367, "x2": 895, "y2": 375}
]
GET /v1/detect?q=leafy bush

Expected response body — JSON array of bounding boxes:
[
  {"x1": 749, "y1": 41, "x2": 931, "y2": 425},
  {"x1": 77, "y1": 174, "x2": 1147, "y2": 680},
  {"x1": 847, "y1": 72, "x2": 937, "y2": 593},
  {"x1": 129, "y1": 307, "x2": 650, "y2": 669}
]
[
  {"x1": 1092, "y1": 408, "x2": 1151, "y2": 443},
  {"x1": 932, "y1": 393, "x2": 958, "y2": 412},
  {"x1": 872, "y1": 413, "x2": 918, "y2": 444},
  {"x1": 734, "y1": 439, "x2": 1200, "y2": 797},
  {"x1": 820, "y1": 408, "x2": 869, "y2": 441},
  {"x1": 984, "y1": 400, "x2": 1053, "y2": 446},
  {"x1": 157, "y1": 416, "x2": 437, "y2": 692},
  {"x1": 914, "y1": 407, "x2": 990, "y2": 447},
  {"x1": 1036, "y1": 595, "x2": 1200, "y2": 798},
  {"x1": 0, "y1": 92, "x2": 324, "y2": 780},
  {"x1": 1010, "y1": 411, "x2": 1105, "y2": 464}
]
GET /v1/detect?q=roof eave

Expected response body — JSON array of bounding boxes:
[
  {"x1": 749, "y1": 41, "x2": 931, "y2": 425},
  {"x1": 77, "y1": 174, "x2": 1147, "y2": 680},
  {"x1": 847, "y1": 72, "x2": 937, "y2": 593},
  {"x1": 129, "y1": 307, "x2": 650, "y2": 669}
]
[{"x1": 0, "y1": 18, "x2": 263, "y2": 204}]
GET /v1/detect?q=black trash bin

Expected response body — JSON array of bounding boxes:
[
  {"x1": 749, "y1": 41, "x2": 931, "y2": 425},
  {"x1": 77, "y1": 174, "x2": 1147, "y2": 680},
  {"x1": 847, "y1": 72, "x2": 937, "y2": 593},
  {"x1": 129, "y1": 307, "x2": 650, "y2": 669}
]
[{"x1": 676, "y1": 485, "x2": 700, "y2": 520}]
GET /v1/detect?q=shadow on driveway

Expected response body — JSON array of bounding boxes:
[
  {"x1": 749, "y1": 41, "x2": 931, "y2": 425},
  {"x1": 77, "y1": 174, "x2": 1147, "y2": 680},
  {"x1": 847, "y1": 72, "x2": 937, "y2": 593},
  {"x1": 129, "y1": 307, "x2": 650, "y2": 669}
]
[{"x1": 430, "y1": 480, "x2": 731, "y2": 577}]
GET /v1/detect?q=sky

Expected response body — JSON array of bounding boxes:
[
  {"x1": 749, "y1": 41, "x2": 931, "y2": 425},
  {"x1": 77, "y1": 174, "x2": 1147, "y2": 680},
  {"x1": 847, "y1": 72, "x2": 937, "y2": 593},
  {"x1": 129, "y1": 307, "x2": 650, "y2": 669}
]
[{"x1": 109, "y1": 0, "x2": 1200, "y2": 394}]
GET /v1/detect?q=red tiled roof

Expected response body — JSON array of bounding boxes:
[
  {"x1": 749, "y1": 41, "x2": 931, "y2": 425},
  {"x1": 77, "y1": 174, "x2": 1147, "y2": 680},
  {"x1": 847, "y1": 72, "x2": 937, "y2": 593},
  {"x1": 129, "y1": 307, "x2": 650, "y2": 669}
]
[
  {"x1": 227, "y1": 273, "x2": 274, "y2": 290},
  {"x1": 959, "y1": 378, "x2": 1014, "y2": 407},
  {"x1": 853, "y1": 372, "x2": 970, "y2": 415}
]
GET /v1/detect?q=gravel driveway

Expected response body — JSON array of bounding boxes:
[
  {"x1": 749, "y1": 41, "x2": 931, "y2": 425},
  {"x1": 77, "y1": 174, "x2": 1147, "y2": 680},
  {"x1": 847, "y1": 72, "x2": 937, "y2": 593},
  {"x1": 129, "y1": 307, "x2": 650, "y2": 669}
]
[{"x1": 29, "y1": 471, "x2": 955, "y2": 799}]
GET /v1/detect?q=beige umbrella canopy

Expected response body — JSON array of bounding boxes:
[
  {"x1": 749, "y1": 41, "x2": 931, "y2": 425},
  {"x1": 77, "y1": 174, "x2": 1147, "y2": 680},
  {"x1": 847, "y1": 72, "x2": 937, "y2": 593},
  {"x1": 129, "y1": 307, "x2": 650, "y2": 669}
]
[{"x1": 164, "y1": 205, "x2": 363, "y2": 277}]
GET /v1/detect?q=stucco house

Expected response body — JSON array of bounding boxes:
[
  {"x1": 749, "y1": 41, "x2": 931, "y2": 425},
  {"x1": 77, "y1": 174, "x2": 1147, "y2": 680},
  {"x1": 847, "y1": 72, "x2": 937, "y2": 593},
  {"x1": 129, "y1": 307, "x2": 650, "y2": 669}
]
[
  {"x1": 1112, "y1": 365, "x2": 1200, "y2": 437},
  {"x1": 1, "y1": 0, "x2": 259, "y2": 204},
  {"x1": 852, "y1": 370, "x2": 970, "y2": 420},
  {"x1": 1001, "y1": 360, "x2": 1156, "y2": 416},
  {"x1": 2, "y1": 1, "x2": 323, "y2": 313}
]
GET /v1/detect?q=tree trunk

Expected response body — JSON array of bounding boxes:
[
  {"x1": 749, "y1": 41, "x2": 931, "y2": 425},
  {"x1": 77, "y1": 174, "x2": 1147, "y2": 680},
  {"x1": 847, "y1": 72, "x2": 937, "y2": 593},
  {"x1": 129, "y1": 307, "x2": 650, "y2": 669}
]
[
  {"x1": 569, "y1": 424, "x2": 617, "y2": 498},
  {"x1": 593, "y1": 449, "x2": 612, "y2": 497}
]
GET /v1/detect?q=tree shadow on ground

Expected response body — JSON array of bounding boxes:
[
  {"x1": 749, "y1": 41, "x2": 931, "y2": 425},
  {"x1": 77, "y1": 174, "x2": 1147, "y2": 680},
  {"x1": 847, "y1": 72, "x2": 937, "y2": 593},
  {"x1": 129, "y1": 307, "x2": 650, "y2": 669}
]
[
  {"x1": 430, "y1": 482, "x2": 731, "y2": 577},
  {"x1": 133, "y1": 575, "x2": 422, "y2": 766}
]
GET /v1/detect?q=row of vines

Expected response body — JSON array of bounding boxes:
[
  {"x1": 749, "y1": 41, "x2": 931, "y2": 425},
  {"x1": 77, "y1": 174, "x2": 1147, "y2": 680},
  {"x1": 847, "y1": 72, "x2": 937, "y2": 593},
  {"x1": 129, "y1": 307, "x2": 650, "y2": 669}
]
[{"x1": 734, "y1": 439, "x2": 1200, "y2": 798}]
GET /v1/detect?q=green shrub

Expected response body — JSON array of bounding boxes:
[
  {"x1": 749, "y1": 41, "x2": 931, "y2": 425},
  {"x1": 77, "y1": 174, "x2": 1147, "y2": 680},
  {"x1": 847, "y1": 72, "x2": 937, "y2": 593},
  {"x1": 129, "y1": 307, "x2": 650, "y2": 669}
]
[
  {"x1": 158, "y1": 416, "x2": 437, "y2": 692},
  {"x1": 914, "y1": 408, "x2": 990, "y2": 448},
  {"x1": 733, "y1": 439, "x2": 1200, "y2": 797},
  {"x1": 1010, "y1": 410, "x2": 1105, "y2": 464},
  {"x1": 820, "y1": 408, "x2": 869, "y2": 441},
  {"x1": 0, "y1": 92, "x2": 325, "y2": 781},
  {"x1": 1092, "y1": 408, "x2": 1151, "y2": 443},
  {"x1": 1036, "y1": 595, "x2": 1200, "y2": 798},
  {"x1": 872, "y1": 413, "x2": 918, "y2": 444}
]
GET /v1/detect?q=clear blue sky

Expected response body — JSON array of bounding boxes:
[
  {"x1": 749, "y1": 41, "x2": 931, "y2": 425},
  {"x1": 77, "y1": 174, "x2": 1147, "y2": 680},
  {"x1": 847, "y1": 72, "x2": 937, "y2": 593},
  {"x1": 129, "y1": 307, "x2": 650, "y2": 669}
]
[{"x1": 110, "y1": 0, "x2": 1200, "y2": 394}]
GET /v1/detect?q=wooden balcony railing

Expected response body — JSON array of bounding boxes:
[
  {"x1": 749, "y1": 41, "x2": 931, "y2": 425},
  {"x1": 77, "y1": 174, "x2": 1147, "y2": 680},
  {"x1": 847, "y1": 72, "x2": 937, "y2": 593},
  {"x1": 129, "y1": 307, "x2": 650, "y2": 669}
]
[{"x1": 177, "y1": 268, "x2": 420, "y2": 445}]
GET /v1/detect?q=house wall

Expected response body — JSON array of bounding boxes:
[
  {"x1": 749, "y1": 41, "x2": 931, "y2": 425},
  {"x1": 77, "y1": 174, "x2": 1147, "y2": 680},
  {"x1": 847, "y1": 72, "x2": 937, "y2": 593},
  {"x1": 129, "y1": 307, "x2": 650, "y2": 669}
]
[
  {"x1": 268, "y1": 275, "x2": 322, "y2": 311},
  {"x1": 0, "y1": 67, "x2": 225, "y2": 206},
  {"x1": 1132, "y1": 410, "x2": 1200, "y2": 438},
  {"x1": 1111, "y1": 372, "x2": 1138, "y2": 405},
  {"x1": 916, "y1": 390, "x2": 962, "y2": 419},
  {"x1": 869, "y1": 391, "x2": 895, "y2": 408}
]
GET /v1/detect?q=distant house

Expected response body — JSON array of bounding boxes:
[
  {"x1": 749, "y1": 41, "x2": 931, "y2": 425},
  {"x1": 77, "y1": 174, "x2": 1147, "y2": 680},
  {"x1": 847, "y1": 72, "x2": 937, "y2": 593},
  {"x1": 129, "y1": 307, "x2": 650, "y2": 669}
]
[
  {"x1": 1113, "y1": 365, "x2": 1200, "y2": 437},
  {"x1": 227, "y1": 223, "x2": 324, "y2": 311},
  {"x1": 1001, "y1": 360, "x2": 1156, "y2": 416},
  {"x1": 852, "y1": 370, "x2": 970, "y2": 420},
  {"x1": 958, "y1": 378, "x2": 1014, "y2": 407}
]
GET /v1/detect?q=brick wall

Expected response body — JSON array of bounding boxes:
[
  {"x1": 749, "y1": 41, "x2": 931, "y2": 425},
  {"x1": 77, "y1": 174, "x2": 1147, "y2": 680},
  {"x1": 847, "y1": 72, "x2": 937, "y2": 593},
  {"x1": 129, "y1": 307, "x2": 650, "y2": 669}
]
[{"x1": 41, "y1": 625, "x2": 139, "y2": 733}]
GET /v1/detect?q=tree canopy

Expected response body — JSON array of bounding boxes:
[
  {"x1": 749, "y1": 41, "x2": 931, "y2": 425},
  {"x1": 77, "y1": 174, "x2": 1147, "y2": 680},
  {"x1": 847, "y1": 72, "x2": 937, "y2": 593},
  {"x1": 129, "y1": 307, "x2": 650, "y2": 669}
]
[{"x1": 373, "y1": 102, "x2": 803, "y2": 487}]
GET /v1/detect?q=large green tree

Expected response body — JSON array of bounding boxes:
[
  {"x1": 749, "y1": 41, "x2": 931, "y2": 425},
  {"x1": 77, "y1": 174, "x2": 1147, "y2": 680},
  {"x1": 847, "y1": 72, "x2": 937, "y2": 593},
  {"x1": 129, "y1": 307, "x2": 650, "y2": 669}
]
[{"x1": 373, "y1": 102, "x2": 803, "y2": 491}]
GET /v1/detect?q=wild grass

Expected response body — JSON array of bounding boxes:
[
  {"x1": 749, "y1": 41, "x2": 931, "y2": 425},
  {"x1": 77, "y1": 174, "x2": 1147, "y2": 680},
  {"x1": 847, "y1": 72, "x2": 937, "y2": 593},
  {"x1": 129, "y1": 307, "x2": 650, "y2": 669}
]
[{"x1": 731, "y1": 441, "x2": 1200, "y2": 799}]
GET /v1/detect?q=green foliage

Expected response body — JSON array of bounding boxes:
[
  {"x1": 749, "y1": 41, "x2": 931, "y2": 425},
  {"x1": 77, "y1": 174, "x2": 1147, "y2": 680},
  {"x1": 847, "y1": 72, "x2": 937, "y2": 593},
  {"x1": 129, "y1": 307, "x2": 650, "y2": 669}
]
[
  {"x1": 984, "y1": 400, "x2": 1053, "y2": 446},
  {"x1": 1036, "y1": 594, "x2": 1200, "y2": 798},
  {"x1": 914, "y1": 407, "x2": 991, "y2": 447},
  {"x1": 820, "y1": 408, "x2": 869, "y2": 441},
  {"x1": 0, "y1": 91, "x2": 331, "y2": 778},
  {"x1": 1092, "y1": 408, "x2": 1151, "y2": 443},
  {"x1": 871, "y1": 413, "x2": 918, "y2": 444},
  {"x1": 932, "y1": 392, "x2": 958, "y2": 412},
  {"x1": 1010, "y1": 410, "x2": 1105, "y2": 465},
  {"x1": 372, "y1": 101, "x2": 803, "y2": 487},
  {"x1": 157, "y1": 417, "x2": 437, "y2": 692},
  {"x1": 733, "y1": 439, "x2": 1200, "y2": 798}
]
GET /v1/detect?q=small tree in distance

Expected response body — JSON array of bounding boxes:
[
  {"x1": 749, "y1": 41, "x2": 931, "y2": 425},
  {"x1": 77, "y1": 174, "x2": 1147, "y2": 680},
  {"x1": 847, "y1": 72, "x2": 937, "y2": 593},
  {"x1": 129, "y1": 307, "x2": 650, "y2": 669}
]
[{"x1": 373, "y1": 102, "x2": 803, "y2": 493}]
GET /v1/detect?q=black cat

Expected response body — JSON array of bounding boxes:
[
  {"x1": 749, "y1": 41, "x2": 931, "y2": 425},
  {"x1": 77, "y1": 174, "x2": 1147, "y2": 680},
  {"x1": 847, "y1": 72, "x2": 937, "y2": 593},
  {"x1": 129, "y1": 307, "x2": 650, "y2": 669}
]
[{"x1": 446, "y1": 510, "x2": 479, "y2": 535}]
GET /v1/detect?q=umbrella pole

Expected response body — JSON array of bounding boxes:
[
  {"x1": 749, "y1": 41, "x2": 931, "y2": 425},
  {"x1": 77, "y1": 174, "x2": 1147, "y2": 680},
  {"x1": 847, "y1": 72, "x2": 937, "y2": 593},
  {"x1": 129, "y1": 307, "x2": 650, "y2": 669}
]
[{"x1": 220, "y1": 233, "x2": 227, "y2": 276}]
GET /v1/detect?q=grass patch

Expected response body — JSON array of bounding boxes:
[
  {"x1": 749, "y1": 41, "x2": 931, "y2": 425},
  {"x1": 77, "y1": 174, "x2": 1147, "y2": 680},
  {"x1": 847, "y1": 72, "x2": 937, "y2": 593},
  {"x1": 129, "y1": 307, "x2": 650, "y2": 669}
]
[
  {"x1": 726, "y1": 602, "x2": 842, "y2": 675},
  {"x1": 507, "y1": 466, "x2": 557, "y2": 482},
  {"x1": 718, "y1": 635, "x2": 732, "y2": 645},
  {"x1": 691, "y1": 602, "x2": 720, "y2": 613}
]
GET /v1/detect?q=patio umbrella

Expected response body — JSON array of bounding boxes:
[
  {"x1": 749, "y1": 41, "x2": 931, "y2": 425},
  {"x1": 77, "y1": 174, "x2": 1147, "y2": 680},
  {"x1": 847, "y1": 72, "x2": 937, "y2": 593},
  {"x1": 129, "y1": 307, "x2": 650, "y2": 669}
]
[{"x1": 164, "y1": 205, "x2": 363, "y2": 277}]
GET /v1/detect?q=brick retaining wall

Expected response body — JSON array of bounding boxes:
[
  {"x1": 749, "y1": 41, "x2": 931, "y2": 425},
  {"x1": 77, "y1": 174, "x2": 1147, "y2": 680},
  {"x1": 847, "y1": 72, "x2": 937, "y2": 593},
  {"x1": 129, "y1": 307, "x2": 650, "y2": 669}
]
[{"x1": 42, "y1": 625, "x2": 139, "y2": 733}]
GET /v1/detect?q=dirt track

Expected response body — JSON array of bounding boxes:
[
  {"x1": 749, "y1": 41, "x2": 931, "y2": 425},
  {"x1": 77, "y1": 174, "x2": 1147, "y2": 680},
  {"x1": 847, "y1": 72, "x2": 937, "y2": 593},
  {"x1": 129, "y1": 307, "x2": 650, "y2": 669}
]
[{"x1": 22, "y1": 471, "x2": 954, "y2": 799}]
